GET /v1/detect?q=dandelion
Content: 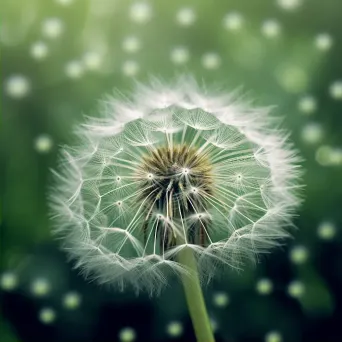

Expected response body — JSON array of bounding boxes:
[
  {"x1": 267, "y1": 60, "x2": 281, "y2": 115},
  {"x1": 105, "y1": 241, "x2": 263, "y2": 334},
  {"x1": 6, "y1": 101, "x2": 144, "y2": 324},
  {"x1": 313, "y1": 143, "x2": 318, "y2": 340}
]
[{"x1": 49, "y1": 76, "x2": 301, "y2": 342}]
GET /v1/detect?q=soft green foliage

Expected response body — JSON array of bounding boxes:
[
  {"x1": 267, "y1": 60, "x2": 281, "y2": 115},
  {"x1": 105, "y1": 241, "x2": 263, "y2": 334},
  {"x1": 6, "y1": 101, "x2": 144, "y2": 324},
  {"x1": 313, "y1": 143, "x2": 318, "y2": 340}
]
[{"x1": 2, "y1": 0, "x2": 342, "y2": 341}]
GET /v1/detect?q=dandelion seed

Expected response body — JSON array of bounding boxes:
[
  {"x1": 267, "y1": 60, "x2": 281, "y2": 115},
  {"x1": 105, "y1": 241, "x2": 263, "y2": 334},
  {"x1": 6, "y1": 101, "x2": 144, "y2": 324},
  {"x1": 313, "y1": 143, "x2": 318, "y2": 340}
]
[
  {"x1": 122, "y1": 36, "x2": 141, "y2": 53},
  {"x1": 49, "y1": 76, "x2": 302, "y2": 296},
  {"x1": 31, "y1": 278, "x2": 50, "y2": 297},
  {"x1": 277, "y1": 0, "x2": 303, "y2": 11},
  {"x1": 265, "y1": 330, "x2": 282, "y2": 342},
  {"x1": 62, "y1": 291, "x2": 82, "y2": 309},
  {"x1": 176, "y1": 8, "x2": 196, "y2": 26},
  {"x1": 210, "y1": 318, "x2": 218, "y2": 332},
  {"x1": 5, "y1": 75, "x2": 30, "y2": 99},
  {"x1": 261, "y1": 20, "x2": 281, "y2": 38},
  {"x1": 83, "y1": 52, "x2": 102, "y2": 70},
  {"x1": 275, "y1": 65, "x2": 308, "y2": 93},
  {"x1": 287, "y1": 280, "x2": 305, "y2": 298},
  {"x1": 122, "y1": 60, "x2": 139, "y2": 76},
  {"x1": 315, "y1": 145, "x2": 342, "y2": 166},
  {"x1": 170, "y1": 47, "x2": 190, "y2": 64},
  {"x1": 166, "y1": 321, "x2": 183, "y2": 337},
  {"x1": 202, "y1": 53, "x2": 221, "y2": 69},
  {"x1": 130, "y1": 2, "x2": 152, "y2": 24},
  {"x1": 39, "y1": 308, "x2": 56, "y2": 324},
  {"x1": 315, "y1": 33, "x2": 333, "y2": 51},
  {"x1": 42, "y1": 18, "x2": 64, "y2": 39},
  {"x1": 119, "y1": 327, "x2": 136, "y2": 342},
  {"x1": 317, "y1": 221, "x2": 336, "y2": 240},
  {"x1": 301, "y1": 123, "x2": 323, "y2": 144},
  {"x1": 213, "y1": 291, "x2": 230, "y2": 307},
  {"x1": 298, "y1": 95, "x2": 317, "y2": 114},
  {"x1": 289, "y1": 245, "x2": 308, "y2": 264},
  {"x1": 34, "y1": 134, "x2": 53, "y2": 153},
  {"x1": 30, "y1": 41, "x2": 48, "y2": 60},
  {"x1": 329, "y1": 81, "x2": 342, "y2": 100},
  {"x1": 65, "y1": 60, "x2": 84, "y2": 79},
  {"x1": 256, "y1": 278, "x2": 273, "y2": 295},
  {"x1": 55, "y1": 0, "x2": 74, "y2": 5},
  {"x1": 0, "y1": 272, "x2": 18, "y2": 291},
  {"x1": 223, "y1": 12, "x2": 243, "y2": 31}
]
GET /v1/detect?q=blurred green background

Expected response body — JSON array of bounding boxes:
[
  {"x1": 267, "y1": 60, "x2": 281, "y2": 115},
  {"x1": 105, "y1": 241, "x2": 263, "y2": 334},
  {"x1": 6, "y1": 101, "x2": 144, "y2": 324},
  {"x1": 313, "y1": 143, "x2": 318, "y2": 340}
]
[{"x1": 2, "y1": 0, "x2": 342, "y2": 341}]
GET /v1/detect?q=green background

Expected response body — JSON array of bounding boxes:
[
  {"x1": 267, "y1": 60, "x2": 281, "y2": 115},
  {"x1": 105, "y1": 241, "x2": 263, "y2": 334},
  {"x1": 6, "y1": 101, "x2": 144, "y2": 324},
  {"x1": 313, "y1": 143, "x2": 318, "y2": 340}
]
[{"x1": 2, "y1": 0, "x2": 342, "y2": 341}]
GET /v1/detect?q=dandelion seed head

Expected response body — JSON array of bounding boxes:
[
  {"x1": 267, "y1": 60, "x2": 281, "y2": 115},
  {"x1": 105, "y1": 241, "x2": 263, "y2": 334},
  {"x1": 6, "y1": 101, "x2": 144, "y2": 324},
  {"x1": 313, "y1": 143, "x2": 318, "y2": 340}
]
[{"x1": 49, "y1": 76, "x2": 302, "y2": 293}]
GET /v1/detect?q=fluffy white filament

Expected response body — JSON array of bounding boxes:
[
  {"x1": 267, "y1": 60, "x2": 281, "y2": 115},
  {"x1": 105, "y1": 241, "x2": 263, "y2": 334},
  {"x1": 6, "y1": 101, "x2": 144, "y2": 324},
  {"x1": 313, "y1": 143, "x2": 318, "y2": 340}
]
[{"x1": 49, "y1": 76, "x2": 302, "y2": 293}]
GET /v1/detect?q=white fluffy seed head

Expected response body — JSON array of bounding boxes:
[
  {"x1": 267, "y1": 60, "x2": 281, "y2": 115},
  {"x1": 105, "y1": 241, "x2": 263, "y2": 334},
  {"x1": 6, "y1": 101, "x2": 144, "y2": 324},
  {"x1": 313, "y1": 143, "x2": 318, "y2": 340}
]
[{"x1": 49, "y1": 76, "x2": 302, "y2": 294}]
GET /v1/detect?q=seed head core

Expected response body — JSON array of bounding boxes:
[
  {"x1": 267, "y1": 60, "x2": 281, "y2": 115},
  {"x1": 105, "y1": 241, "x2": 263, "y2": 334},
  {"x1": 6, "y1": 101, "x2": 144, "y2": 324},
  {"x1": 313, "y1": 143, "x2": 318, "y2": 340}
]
[{"x1": 138, "y1": 144, "x2": 214, "y2": 248}]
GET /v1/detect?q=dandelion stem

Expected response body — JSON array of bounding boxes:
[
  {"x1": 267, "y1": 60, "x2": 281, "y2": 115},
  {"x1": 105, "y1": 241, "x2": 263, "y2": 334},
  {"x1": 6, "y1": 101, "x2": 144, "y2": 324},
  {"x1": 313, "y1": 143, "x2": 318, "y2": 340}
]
[{"x1": 177, "y1": 242, "x2": 215, "y2": 342}]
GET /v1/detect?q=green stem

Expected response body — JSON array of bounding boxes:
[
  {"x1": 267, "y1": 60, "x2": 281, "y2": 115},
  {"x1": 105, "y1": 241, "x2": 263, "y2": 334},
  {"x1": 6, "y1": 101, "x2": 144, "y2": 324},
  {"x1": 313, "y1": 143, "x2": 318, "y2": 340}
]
[{"x1": 177, "y1": 244, "x2": 215, "y2": 342}]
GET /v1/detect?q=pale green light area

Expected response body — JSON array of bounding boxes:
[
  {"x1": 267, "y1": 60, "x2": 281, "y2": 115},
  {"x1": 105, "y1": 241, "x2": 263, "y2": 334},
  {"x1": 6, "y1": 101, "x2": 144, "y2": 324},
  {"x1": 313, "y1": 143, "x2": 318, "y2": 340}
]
[
  {"x1": 290, "y1": 245, "x2": 309, "y2": 264},
  {"x1": 166, "y1": 321, "x2": 183, "y2": 337},
  {"x1": 30, "y1": 278, "x2": 50, "y2": 297},
  {"x1": 265, "y1": 330, "x2": 283, "y2": 342},
  {"x1": 39, "y1": 308, "x2": 56, "y2": 324},
  {"x1": 317, "y1": 221, "x2": 336, "y2": 240},
  {"x1": 213, "y1": 291, "x2": 230, "y2": 307},
  {"x1": 256, "y1": 278, "x2": 273, "y2": 295},
  {"x1": 287, "y1": 280, "x2": 305, "y2": 298},
  {"x1": 0, "y1": 272, "x2": 18, "y2": 291},
  {"x1": 62, "y1": 291, "x2": 82, "y2": 309},
  {"x1": 119, "y1": 327, "x2": 136, "y2": 342}
]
